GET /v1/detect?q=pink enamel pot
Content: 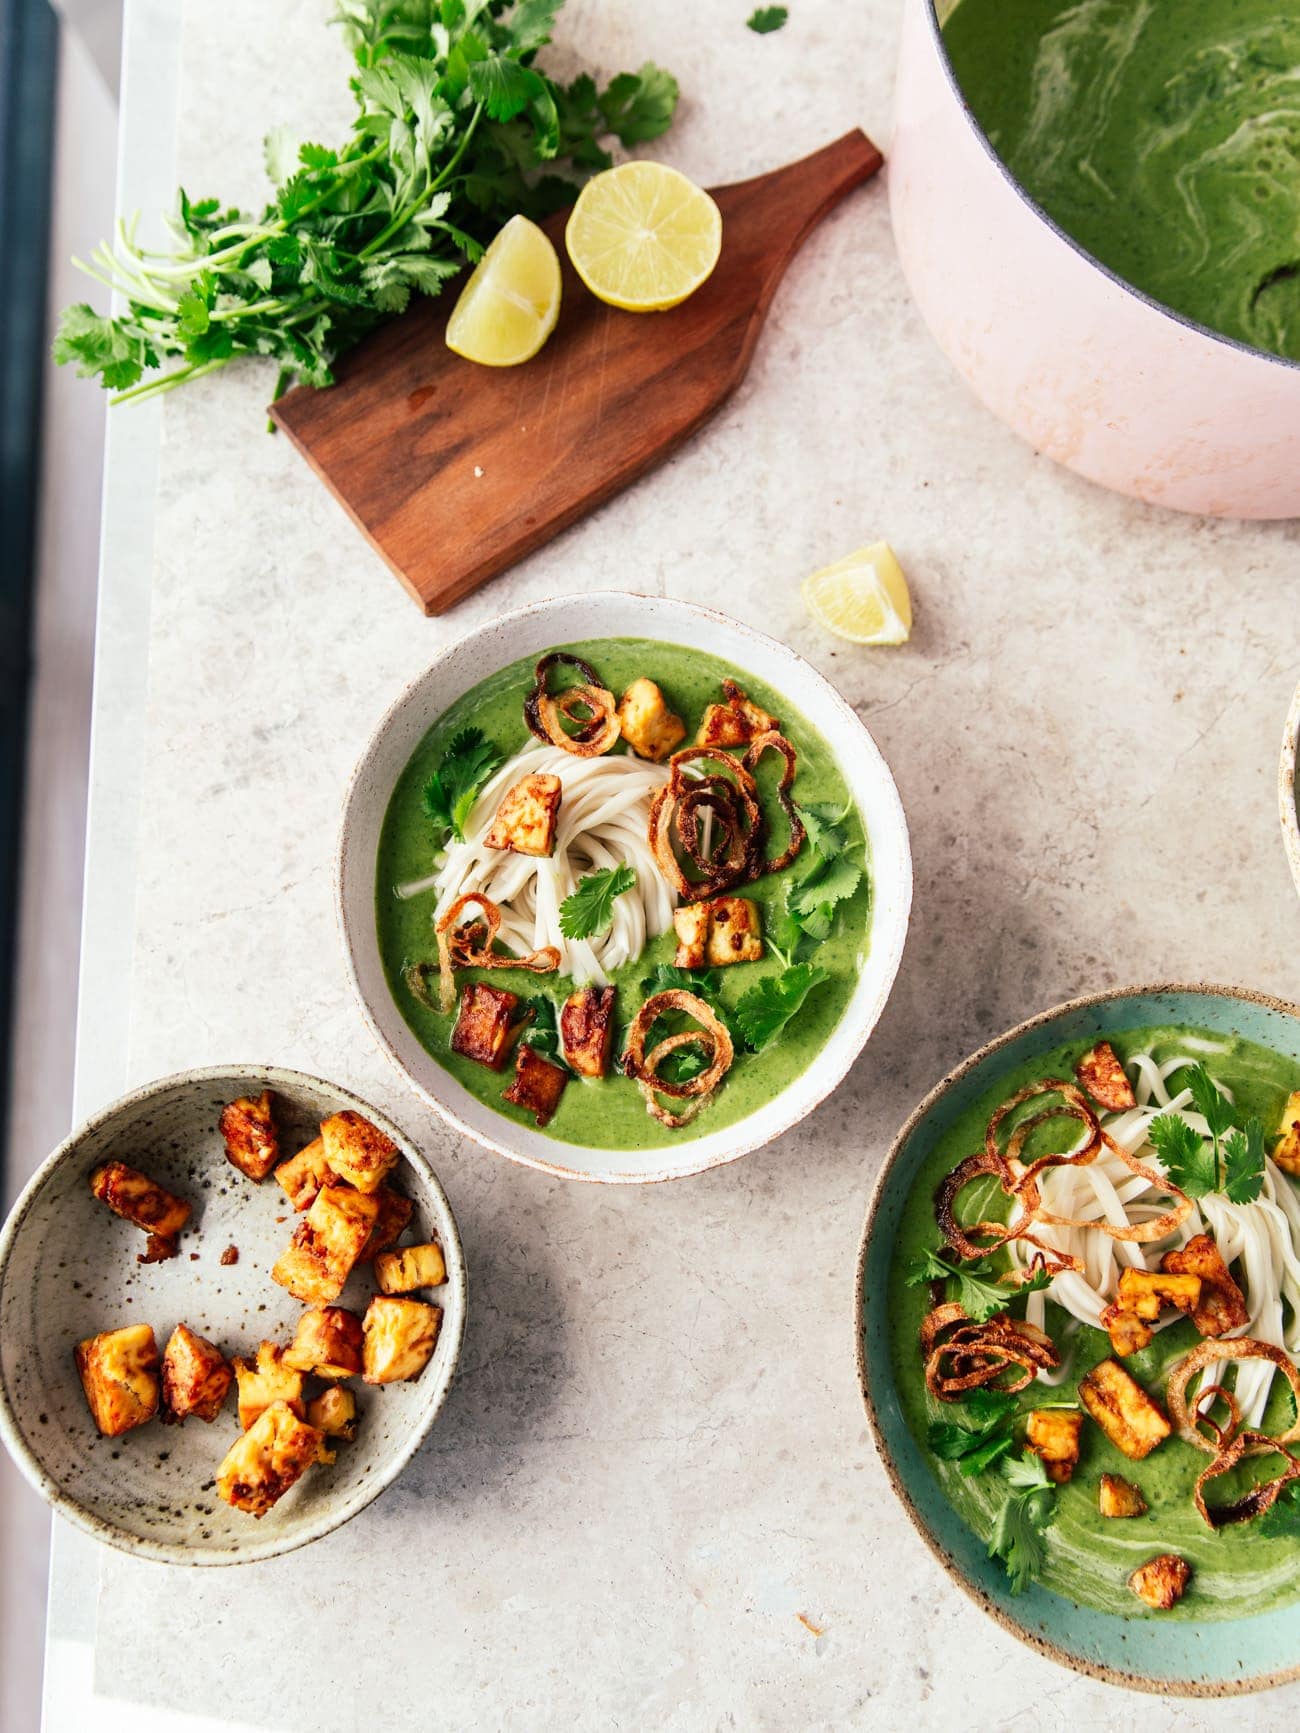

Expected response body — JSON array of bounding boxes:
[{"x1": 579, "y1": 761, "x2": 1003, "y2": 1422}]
[{"x1": 890, "y1": 0, "x2": 1300, "y2": 518}]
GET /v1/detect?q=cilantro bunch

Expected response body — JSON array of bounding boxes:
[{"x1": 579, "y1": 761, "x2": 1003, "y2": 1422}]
[
  {"x1": 54, "y1": 0, "x2": 678, "y2": 407},
  {"x1": 1147, "y1": 1062, "x2": 1265, "y2": 1204}
]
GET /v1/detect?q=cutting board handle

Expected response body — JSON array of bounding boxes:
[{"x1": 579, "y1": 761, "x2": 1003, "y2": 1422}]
[{"x1": 735, "y1": 130, "x2": 885, "y2": 312}]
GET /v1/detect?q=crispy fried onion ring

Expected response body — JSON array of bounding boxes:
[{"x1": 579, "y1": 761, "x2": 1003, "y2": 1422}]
[
  {"x1": 1167, "y1": 1338, "x2": 1300, "y2": 1457},
  {"x1": 622, "y1": 989, "x2": 734, "y2": 1128},
  {"x1": 1193, "y1": 1429, "x2": 1300, "y2": 1529},
  {"x1": 1168, "y1": 1349, "x2": 1300, "y2": 1527},
  {"x1": 647, "y1": 748, "x2": 762, "y2": 896},
  {"x1": 938, "y1": 1079, "x2": 1194, "y2": 1263},
  {"x1": 742, "y1": 730, "x2": 805, "y2": 876},
  {"x1": 524, "y1": 653, "x2": 620, "y2": 757},
  {"x1": 920, "y1": 1302, "x2": 1059, "y2": 1402},
  {"x1": 934, "y1": 1151, "x2": 1083, "y2": 1275},
  {"x1": 434, "y1": 891, "x2": 560, "y2": 1013}
]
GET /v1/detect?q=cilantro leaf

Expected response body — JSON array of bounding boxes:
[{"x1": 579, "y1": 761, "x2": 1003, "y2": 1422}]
[
  {"x1": 469, "y1": 55, "x2": 543, "y2": 122},
  {"x1": 734, "y1": 963, "x2": 828, "y2": 1052},
  {"x1": 906, "y1": 1248, "x2": 1050, "y2": 1324},
  {"x1": 787, "y1": 855, "x2": 862, "y2": 922},
  {"x1": 1148, "y1": 1111, "x2": 1217, "y2": 1199},
  {"x1": 963, "y1": 1388, "x2": 1019, "y2": 1426},
  {"x1": 1223, "y1": 1116, "x2": 1266, "y2": 1205},
  {"x1": 596, "y1": 64, "x2": 680, "y2": 144},
  {"x1": 520, "y1": 993, "x2": 570, "y2": 1067},
  {"x1": 641, "y1": 963, "x2": 726, "y2": 1002},
  {"x1": 795, "y1": 800, "x2": 849, "y2": 857},
  {"x1": 927, "y1": 1423, "x2": 1016, "y2": 1477},
  {"x1": 747, "y1": 6, "x2": 788, "y2": 31},
  {"x1": 421, "y1": 727, "x2": 504, "y2": 842},
  {"x1": 1186, "y1": 1062, "x2": 1236, "y2": 1140},
  {"x1": 1260, "y1": 1481, "x2": 1300, "y2": 1539},
  {"x1": 1002, "y1": 1451, "x2": 1053, "y2": 1492},
  {"x1": 559, "y1": 864, "x2": 636, "y2": 940},
  {"x1": 988, "y1": 1458, "x2": 1056, "y2": 1594}
]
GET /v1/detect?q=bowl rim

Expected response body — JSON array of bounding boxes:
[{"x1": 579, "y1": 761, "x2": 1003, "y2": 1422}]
[
  {"x1": 1279, "y1": 679, "x2": 1300, "y2": 902},
  {"x1": 0, "y1": 1063, "x2": 468, "y2": 1568},
  {"x1": 919, "y1": 0, "x2": 1300, "y2": 378},
  {"x1": 336, "y1": 589, "x2": 913, "y2": 1185},
  {"x1": 853, "y1": 978, "x2": 1300, "y2": 1697}
]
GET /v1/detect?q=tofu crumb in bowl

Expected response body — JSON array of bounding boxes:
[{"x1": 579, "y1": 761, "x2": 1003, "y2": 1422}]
[{"x1": 0, "y1": 1066, "x2": 465, "y2": 1565}]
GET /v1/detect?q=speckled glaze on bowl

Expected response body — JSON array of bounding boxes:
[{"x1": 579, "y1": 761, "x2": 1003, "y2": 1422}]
[
  {"x1": 338, "y1": 591, "x2": 913, "y2": 1184},
  {"x1": 0, "y1": 1066, "x2": 466, "y2": 1566},
  {"x1": 855, "y1": 983, "x2": 1300, "y2": 1696},
  {"x1": 1280, "y1": 681, "x2": 1300, "y2": 904}
]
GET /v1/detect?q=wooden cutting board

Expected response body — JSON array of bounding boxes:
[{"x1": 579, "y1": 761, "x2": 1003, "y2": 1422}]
[{"x1": 271, "y1": 130, "x2": 883, "y2": 615}]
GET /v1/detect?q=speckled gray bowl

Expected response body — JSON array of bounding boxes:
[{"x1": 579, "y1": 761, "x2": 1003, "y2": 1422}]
[
  {"x1": 1281, "y1": 679, "x2": 1300, "y2": 903},
  {"x1": 0, "y1": 1066, "x2": 466, "y2": 1565}
]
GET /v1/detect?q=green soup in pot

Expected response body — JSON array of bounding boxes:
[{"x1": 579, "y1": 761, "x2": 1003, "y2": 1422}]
[
  {"x1": 375, "y1": 638, "x2": 873, "y2": 1152},
  {"x1": 942, "y1": 0, "x2": 1300, "y2": 363},
  {"x1": 889, "y1": 1024, "x2": 1300, "y2": 1619}
]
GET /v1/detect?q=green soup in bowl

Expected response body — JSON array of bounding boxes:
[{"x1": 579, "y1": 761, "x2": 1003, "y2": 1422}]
[{"x1": 857, "y1": 984, "x2": 1300, "y2": 1695}]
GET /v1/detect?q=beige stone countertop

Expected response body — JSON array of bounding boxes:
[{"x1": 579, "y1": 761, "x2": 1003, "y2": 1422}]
[{"x1": 45, "y1": 0, "x2": 1300, "y2": 1727}]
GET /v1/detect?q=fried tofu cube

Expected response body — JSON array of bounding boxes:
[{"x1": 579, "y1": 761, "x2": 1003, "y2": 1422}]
[
  {"x1": 161, "y1": 1324, "x2": 232, "y2": 1424},
  {"x1": 560, "y1": 985, "x2": 616, "y2": 1079},
  {"x1": 674, "y1": 897, "x2": 763, "y2": 969},
  {"x1": 375, "y1": 1242, "x2": 447, "y2": 1295},
  {"x1": 1116, "y1": 1268, "x2": 1202, "y2": 1322},
  {"x1": 1274, "y1": 1091, "x2": 1300, "y2": 1176},
  {"x1": 307, "y1": 1385, "x2": 357, "y2": 1442},
  {"x1": 216, "y1": 1400, "x2": 329, "y2": 1517},
  {"x1": 704, "y1": 896, "x2": 763, "y2": 966},
  {"x1": 360, "y1": 1186, "x2": 414, "y2": 1260},
  {"x1": 1161, "y1": 1234, "x2": 1249, "y2": 1338},
  {"x1": 233, "y1": 1340, "x2": 305, "y2": 1432},
  {"x1": 1025, "y1": 1409, "x2": 1083, "y2": 1484},
  {"x1": 363, "y1": 1296, "x2": 441, "y2": 1384},
  {"x1": 1099, "y1": 1473, "x2": 1147, "y2": 1519},
  {"x1": 672, "y1": 902, "x2": 711, "y2": 970},
  {"x1": 451, "y1": 983, "x2": 523, "y2": 1071},
  {"x1": 220, "y1": 1090, "x2": 280, "y2": 1182},
  {"x1": 617, "y1": 678, "x2": 686, "y2": 762},
  {"x1": 1078, "y1": 1358, "x2": 1171, "y2": 1460},
  {"x1": 1129, "y1": 1554, "x2": 1191, "y2": 1611},
  {"x1": 271, "y1": 1184, "x2": 380, "y2": 1305},
  {"x1": 274, "y1": 1137, "x2": 335, "y2": 1211},
  {"x1": 74, "y1": 1324, "x2": 159, "y2": 1437},
  {"x1": 483, "y1": 772, "x2": 563, "y2": 858},
  {"x1": 503, "y1": 1043, "x2": 569, "y2": 1127},
  {"x1": 695, "y1": 681, "x2": 779, "y2": 749},
  {"x1": 695, "y1": 703, "x2": 749, "y2": 749},
  {"x1": 319, "y1": 1111, "x2": 399, "y2": 1195},
  {"x1": 1099, "y1": 1305, "x2": 1153, "y2": 1358},
  {"x1": 89, "y1": 1162, "x2": 191, "y2": 1243},
  {"x1": 1074, "y1": 1040, "x2": 1137, "y2": 1113},
  {"x1": 283, "y1": 1307, "x2": 364, "y2": 1380}
]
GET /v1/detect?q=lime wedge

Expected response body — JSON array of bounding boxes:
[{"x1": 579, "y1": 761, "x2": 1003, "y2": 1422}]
[
  {"x1": 445, "y1": 214, "x2": 562, "y2": 367},
  {"x1": 802, "y1": 544, "x2": 913, "y2": 645}
]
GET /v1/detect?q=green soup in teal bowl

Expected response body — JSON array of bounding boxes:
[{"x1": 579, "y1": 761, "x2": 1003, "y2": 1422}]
[{"x1": 856, "y1": 984, "x2": 1300, "y2": 1695}]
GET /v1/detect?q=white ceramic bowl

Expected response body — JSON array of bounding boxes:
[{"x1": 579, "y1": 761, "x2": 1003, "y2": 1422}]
[
  {"x1": 0, "y1": 1066, "x2": 466, "y2": 1565},
  {"x1": 1282, "y1": 679, "x2": 1300, "y2": 902},
  {"x1": 890, "y1": 0, "x2": 1300, "y2": 517},
  {"x1": 338, "y1": 592, "x2": 913, "y2": 1183}
]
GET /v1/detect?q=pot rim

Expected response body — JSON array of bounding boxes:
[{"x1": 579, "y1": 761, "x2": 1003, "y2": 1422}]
[{"x1": 919, "y1": 0, "x2": 1300, "y2": 377}]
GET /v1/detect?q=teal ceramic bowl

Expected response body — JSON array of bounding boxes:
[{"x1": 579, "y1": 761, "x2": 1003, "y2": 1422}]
[{"x1": 855, "y1": 982, "x2": 1300, "y2": 1697}]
